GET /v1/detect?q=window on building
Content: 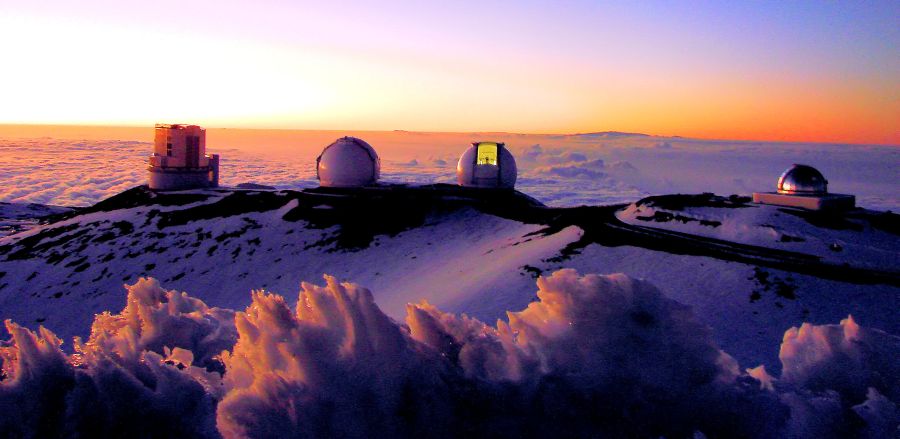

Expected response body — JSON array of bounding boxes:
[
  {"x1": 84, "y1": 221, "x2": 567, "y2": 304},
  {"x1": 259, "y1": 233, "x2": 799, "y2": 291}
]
[{"x1": 166, "y1": 143, "x2": 173, "y2": 157}]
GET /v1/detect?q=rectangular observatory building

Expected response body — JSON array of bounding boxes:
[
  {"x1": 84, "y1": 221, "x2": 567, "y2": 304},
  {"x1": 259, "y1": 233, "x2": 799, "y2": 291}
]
[{"x1": 148, "y1": 124, "x2": 220, "y2": 190}]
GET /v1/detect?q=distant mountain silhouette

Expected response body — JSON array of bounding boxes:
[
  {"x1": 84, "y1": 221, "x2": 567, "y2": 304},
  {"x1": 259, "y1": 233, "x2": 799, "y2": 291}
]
[{"x1": 569, "y1": 131, "x2": 651, "y2": 138}]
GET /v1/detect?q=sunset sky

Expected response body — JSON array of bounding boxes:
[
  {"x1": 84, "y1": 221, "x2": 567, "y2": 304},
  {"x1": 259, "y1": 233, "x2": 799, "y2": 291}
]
[{"x1": 1, "y1": 1, "x2": 897, "y2": 144}]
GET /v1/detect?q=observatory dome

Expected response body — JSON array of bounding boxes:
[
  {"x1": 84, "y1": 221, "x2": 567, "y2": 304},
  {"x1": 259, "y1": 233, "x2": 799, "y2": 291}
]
[
  {"x1": 457, "y1": 142, "x2": 517, "y2": 188},
  {"x1": 777, "y1": 164, "x2": 827, "y2": 195},
  {"x1": 317, "y1": 137, "x2": 380, "y2": 187}
]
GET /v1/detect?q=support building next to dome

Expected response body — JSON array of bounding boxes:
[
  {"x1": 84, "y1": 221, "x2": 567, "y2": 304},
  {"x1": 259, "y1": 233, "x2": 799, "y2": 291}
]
[
  {"x1": 148, "y1": 124, "x2": 220, "y2": 191},
  {"x1": 752, "y1": 164, "x2": 854, "y2": 211}
]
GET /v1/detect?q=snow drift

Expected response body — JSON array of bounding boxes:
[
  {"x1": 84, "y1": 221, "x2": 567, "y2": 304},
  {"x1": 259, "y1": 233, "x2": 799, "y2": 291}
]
[
  {"x1": 1, "y1": 270, "x2": 898, "y2": 438},
  {"x1": 0, "y1": 278, "x2": 230, "y2": 438}
]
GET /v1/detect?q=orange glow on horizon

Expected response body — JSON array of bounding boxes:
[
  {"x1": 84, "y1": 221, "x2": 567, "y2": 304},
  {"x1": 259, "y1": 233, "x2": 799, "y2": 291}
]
[{"x1": 1, "y1": 4, "x2": 897, "y2": 146}]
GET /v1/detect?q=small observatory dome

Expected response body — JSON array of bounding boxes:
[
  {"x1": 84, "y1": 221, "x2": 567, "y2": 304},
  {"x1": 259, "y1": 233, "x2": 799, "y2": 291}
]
[
  {"x1": 457, "y1": 142, "x2": 517, "y2": 188},
  {"x1": 316, "y1": 136, "x2": 380, "y2": 187},
  {"x1": 777, "y1": 164, "x2": 828, "y2": 195}
]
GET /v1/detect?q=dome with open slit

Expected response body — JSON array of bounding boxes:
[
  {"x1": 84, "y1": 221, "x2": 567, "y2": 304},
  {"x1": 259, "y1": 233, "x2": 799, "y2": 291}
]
[{"x1": 456, "y1": 142, "x2": 517, "y2": 188}]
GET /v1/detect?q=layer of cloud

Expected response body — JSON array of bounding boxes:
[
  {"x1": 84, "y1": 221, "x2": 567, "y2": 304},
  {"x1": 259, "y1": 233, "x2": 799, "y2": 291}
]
[
  {"x1": 2, "y1": 134, "x2": 897, "y2": 210},
  {"x1": 533, "y1": 158, "x2": 607, "y2": 179}
]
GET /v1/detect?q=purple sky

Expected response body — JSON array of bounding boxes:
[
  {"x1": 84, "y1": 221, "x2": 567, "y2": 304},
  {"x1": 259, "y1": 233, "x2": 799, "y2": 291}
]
[{"x1": 1, "y1": 0, "x2": 897, "y2": 143}]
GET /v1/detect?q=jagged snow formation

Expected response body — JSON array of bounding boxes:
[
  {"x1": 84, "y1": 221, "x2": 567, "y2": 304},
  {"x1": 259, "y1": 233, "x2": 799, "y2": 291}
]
[{"x1": 1, "y1": 271, "x2": 898, "y2": 438}]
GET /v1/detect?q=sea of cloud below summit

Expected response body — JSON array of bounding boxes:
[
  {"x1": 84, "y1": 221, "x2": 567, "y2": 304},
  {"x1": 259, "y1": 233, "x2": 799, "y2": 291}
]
[{"x1": 1, "y1": 133, "x2": 897, "y2": 211}]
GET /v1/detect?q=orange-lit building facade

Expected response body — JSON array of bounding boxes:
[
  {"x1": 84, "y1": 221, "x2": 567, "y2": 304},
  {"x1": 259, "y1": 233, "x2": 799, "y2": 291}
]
[{"x1": 148, "y1": 124, "x2": 219, "y2": 190}]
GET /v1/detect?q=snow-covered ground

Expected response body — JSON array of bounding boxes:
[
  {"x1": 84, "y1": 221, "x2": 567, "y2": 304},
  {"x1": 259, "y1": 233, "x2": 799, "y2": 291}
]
[
  {"x1": 0, "y1": 202, "x2": 71, "y2": 236},
  {"x1": 0, "y1": 127, "x2": 898, "y2": 437},
  {"x1": 0, "y1": 186, "x2": 897, "y2": 437},
  {"x1": 0, "y1": 187, "x2": 896, "y2": 370},
  {"x1": 617, "y1": 194, "x2": 899, "y2": 271}
]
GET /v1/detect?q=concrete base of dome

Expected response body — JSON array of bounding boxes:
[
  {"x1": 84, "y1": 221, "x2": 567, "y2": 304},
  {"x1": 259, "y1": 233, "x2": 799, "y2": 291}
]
[
  {"x1": 752, "y1": 192, "x2": 855, "y2": 211},
  {"x1": 148, "y1": 167, "x2": 218, "y2": 191}
]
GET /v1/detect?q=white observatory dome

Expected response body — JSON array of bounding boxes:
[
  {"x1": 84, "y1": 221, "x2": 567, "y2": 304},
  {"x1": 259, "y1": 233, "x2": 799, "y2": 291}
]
[
  {"x1": 457, "y1": 142, "x2": 517, "y2": 188},
  {"x1": 777, "y1": 164, "x2": 827, "y2": 195},
  {"x1": 316, "y1": 137, "x2": 380, "y2": 187}
]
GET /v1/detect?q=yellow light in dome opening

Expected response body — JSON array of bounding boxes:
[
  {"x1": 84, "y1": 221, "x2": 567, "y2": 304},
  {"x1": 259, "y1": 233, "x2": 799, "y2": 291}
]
[{"x1": 476, "y1": 142, "x2": 498, "y2": 165}]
